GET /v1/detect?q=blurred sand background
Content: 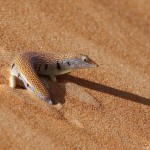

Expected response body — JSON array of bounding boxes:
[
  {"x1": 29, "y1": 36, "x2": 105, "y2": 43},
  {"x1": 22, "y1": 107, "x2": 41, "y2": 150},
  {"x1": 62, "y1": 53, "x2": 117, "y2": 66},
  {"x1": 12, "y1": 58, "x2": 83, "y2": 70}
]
[{"x1": 0, "y1": 0, "x2": 150, "y2": 149}]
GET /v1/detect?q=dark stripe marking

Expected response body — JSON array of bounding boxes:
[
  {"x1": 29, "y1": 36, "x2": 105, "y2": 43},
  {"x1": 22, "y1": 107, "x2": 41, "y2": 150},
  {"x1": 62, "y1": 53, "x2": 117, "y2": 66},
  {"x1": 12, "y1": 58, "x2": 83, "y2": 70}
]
[
  {"x1": 57, "y1": 61, "x2": 61, "y2": 70},
  {"x1": 27, "y1": 83, "x2": 29, "y2": 87},
  {"x1": 67, "y1": 62, "x2": 70, "y2": 66},
  {"x1": 36, "y1": 65, "x2": 40, "y2": 72},
  {"x1": 18, "y1": 73, "x2": 20, "y2": 78},
  {"x1": 45, "y1": 64, "x2": 48, "y2": 70},
  {"x1": 11, "y1": 63, "x2": 15, "y2": 69}
]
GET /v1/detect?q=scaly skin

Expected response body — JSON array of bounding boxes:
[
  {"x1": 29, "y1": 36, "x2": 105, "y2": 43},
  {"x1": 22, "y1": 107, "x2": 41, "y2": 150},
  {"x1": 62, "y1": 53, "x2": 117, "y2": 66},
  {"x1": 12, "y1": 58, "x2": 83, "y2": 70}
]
[{"x1": 9, "y1": 52, "x2": 98, "y2": 104}]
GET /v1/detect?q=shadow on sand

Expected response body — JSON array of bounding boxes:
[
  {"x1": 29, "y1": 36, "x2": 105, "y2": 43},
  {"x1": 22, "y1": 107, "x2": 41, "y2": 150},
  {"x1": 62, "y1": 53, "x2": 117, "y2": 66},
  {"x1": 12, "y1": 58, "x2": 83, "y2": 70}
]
[{"x1": 57, "y1": 74, "x2": 150, "y2": 106}]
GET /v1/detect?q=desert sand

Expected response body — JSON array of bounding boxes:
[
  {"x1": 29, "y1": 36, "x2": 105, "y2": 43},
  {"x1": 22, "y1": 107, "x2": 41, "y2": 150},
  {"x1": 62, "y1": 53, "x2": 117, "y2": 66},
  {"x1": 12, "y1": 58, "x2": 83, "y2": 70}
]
[{"x1": 0, "y1": 0, "x2": 150, "y2": 149}]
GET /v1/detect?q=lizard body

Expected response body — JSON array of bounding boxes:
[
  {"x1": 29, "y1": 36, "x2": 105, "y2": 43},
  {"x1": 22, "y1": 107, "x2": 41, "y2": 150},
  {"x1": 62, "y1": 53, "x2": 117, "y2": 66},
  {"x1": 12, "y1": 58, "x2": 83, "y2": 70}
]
[{"x1": 9, "y1": 52, "x2": 98, "y2": 104}]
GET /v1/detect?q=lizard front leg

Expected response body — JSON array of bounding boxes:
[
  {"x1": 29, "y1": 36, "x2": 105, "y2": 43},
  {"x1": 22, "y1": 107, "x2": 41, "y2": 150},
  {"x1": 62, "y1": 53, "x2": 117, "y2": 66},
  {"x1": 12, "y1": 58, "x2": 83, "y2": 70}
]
[
  {"x1": 9, "y1": 75, "x2": 17, "y2": 88},
  {"x1": 49, "y1": 73, "x2": 57, "y2": 82}
]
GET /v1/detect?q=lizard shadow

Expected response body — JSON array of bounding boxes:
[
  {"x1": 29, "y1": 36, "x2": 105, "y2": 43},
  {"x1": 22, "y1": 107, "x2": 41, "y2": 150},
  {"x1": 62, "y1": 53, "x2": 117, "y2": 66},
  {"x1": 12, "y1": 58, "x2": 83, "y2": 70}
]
[
  {"x1": 40, "y1": 76, "x2": 66, "y2": 104},
  {"x1": 56, "y1": 74, "x2": 150, "y2": 106}
]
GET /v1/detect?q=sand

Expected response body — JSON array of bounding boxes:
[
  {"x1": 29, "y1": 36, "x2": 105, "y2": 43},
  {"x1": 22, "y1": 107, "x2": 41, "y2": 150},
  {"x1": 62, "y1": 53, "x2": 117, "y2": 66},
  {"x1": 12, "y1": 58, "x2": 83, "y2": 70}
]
[{"x1": 0, "y1": 0, "x2": 150, "y2": 149}]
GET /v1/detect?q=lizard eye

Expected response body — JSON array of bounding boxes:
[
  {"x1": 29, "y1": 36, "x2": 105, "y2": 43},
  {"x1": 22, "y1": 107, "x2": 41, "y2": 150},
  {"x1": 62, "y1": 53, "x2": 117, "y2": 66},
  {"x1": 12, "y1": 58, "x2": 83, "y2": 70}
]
[{"x1": 82, "y1": 56, "x2": 88, "y2": 62}]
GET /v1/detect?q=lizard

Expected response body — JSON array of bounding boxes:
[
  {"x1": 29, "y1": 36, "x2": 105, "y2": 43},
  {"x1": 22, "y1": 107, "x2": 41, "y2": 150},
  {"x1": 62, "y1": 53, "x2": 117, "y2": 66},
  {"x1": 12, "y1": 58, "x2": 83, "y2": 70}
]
[{"x1": 9, "y1": 51, "x2": 98, "y2": 104}]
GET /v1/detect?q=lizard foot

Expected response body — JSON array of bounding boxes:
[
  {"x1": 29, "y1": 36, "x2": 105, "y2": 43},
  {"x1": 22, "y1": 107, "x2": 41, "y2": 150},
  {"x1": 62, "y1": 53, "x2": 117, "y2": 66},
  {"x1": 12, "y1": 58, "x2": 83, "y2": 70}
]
[{"x1": 9, "y1": 75, "x2": 17, "y2": 88}]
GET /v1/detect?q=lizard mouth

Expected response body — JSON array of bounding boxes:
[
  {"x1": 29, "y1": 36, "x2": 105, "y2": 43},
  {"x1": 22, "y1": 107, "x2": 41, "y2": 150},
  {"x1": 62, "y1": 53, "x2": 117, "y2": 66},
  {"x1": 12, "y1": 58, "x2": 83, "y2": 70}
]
[
  {"x1": 88, "y1": 59, "x2": 99, "y2": 67},
  {"x1": 75, "y1": 60, "x2": 99, "y2": 69},
  {"x1": 80, "y1": 62, "x2": 98, "y2": 68}
]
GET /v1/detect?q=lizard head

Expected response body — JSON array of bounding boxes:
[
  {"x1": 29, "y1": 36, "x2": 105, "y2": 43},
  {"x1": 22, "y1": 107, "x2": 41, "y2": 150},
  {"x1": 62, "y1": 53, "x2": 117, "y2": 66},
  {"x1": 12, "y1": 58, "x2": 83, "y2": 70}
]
[
  {"x1": 80, "y1": 55, "x2": 99, "y2": 68},
  {"x1": 59, "y1": 54, "x2": 99, "y2": 70}
]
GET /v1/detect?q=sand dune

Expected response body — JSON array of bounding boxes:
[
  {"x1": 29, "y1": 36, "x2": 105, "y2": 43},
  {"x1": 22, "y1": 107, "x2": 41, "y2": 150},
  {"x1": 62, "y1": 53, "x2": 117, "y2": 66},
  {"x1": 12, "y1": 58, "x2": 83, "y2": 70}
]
[{"x1": 0, "y1": 0, "x2": 150, "y2": 149}]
